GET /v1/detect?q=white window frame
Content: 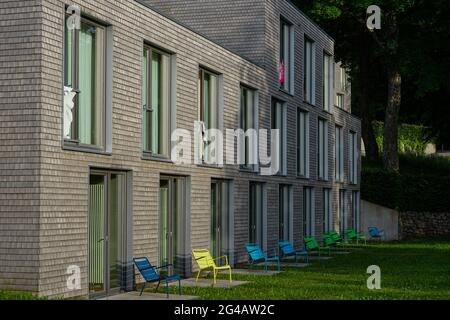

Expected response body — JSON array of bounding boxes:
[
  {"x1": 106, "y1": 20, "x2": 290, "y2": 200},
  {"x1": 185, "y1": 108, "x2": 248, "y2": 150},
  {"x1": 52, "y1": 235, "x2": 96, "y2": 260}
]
[
  {"x1": 303, "y1": 187, "x2": 315, "y2": 237},
  {"x1": 323, "y1": 188, "x2": 333, "y2": 232},
  {"x1": 297, "y1": 109, "x2": 310, "y2": 178},
  {"x1": 323, "y1": 52, "x2": 334, "y2": 112}
]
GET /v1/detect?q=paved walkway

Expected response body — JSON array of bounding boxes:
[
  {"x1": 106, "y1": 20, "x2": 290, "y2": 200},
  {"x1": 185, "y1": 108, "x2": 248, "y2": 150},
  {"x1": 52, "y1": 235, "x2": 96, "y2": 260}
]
[
  {"x1": 99, "y1": 291, "x2": 198, "y2": 300},
  {"x1": 232, "y1": 269, "x2": 282, "y2": 276},
  {"x1": 168, "y1": 278, "x2": 249, "y2": 288}
]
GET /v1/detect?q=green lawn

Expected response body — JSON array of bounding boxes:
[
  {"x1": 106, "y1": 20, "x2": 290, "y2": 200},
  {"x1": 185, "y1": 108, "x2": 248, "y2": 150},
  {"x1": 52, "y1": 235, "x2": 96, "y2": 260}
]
[
  {"x1": 0, "y1": 291, "x2": 46, "y2": 300},
  {"x1": 175, "y1": 240, "x2": 450, "y2": 300}
]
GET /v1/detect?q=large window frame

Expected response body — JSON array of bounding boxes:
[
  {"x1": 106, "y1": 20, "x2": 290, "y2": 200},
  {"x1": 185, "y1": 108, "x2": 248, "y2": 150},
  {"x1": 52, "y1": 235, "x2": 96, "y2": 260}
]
[
  {"x1": 279, "y1": 185, "x2": 293, "y2": 242},
  {"x1": 271, "y1": 98, "x2": 287, "y2": 176},
  {"x1": 349, "y1": 131, "x2": 358, "y2": 184},
  {"x1": 280, "y1": 18, "x2": 294, "y2": 94},
  {"x1": 318, "y1": 118, "x2": 329, "y2": 180},
  {"x1": 142, "y1": 45, "x2": 172, "y2": 158},
  {"x1": 323, "y1": 52, "x2": 333, "y2": 112},
  {"x1": 198, "y1": 67, "x2": 220, "y2": 164},
  {"x1": 303, "y1": 187, "x2": 314, "y2": 237},
  {"x1": 240, "y1": 85, "x2": 258, "y2": 172},
  {"x1": 304, "y1": 37, "x2": 315, "y2": 105},
  {"x1": 323, "y1": 188, "x2": 333, "y2": 233},
  {"x1": 249, "y1": 182, "x2": 266, "y2": 250},
  {"x1": 297, "y1": 109, "x2": 309, "y2": 178},
  {"x1": 64, "y1": 16, "x2": 107, "y2": 150},
  {"x1": 335, "y1": 126, "x2": 344, "y2": 182}
]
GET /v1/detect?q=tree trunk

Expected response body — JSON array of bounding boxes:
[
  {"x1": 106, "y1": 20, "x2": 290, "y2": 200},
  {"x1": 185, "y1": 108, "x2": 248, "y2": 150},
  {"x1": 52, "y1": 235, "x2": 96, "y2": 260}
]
[
  {"x1": 359, "y1": 36, "x2": 379, "y2": 161},
  {"x1": 383, "y1": 67, "x2": 401, "y2": 172}
]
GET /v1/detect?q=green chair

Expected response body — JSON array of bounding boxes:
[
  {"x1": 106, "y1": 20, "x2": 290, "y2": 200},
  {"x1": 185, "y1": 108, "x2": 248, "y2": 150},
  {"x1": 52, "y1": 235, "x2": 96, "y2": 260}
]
[
  {"x1": 304, "y1": 236, "x2": 331, "y2": 256},
  {"x1": 345, "y1": 229, "x2": 367, "y2": 244}
]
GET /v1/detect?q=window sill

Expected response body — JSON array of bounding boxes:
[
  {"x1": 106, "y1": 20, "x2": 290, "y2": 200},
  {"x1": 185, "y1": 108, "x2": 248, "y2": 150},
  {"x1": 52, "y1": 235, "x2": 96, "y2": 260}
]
[
  {"x1": 197, "y1": 163, "x2": 224, "y2": 169},
  {"x1": 296, "y1": 175, "x2": 310, "y2": 180},
  {"x1": 142, "y1": 153, "x2": 173, "y2": 163},
  {"x1": 239, "y1": 167, "x2": 259, "y2": 174},
  {"x1": 278, "y1": 88, "x2": 294, "y2": 97},
  {"x1": 303, "y1": 100, "x2": 316, "y2": 108},
  {"x1": 63, "y1": 143, "x2": 111, "y2": 156}
]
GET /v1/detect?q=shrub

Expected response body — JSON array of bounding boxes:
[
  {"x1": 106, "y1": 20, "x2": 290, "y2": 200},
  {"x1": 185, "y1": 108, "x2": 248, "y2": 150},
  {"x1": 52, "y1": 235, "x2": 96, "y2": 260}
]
[
  {"x1": 372, "y1": 121, "x2": 435, "y2": 155},
  {"x1": 362, "y1": 156, "x2": 450, "y2": 212}
]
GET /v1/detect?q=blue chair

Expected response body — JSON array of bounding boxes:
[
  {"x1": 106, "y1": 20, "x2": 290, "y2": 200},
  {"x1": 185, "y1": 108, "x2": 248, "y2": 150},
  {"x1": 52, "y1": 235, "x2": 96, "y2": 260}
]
[
  {"x1": 245, "y1": 244, "x2": 280, "y2": 272},
  {"x1": 368, "y1": 227, "x2": 384, "y2": 240},
  {"x1": 133, "y1": 257, "x2": 182, "y2": 297},
  {"x1": 278, "y1": 241, "x2": 309, "y2": 263}
]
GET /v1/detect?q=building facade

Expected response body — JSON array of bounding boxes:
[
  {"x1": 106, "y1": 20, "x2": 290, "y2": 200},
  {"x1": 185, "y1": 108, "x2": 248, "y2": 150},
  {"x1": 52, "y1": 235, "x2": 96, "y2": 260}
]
[{"x1": 0, "y1": 0, "x2": 360, "y2": 298}]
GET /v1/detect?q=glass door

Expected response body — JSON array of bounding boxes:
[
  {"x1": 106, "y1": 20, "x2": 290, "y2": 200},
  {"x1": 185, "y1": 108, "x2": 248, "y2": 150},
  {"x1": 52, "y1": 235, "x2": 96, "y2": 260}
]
[
  {"x1": 89, "y1": 171, "x2": 126, "y2": 298},
  {"x1": 160, "y1": 176, "x2": 186, "y2": 275},
  {"x1": 249, "y1": 182, "x2": 264, "y2": 246},
  {"x1": 211, "y1": 180, "x2": 230, "y2": 258}
]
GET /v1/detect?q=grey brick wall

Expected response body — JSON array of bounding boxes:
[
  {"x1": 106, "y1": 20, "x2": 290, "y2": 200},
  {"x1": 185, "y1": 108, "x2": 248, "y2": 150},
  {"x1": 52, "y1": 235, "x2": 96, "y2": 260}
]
[
  {"x1": 0, "y1": 0, "x2": 43, "y2": 293},
  {"x1": 0, "y1": 0, "x2": 361, "y2": 298}
]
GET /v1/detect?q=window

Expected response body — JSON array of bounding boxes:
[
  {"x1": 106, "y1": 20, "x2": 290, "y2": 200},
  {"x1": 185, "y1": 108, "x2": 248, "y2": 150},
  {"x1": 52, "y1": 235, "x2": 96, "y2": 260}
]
[
  {"x1": 336, "y1": 93, "x2": 344, "y2": 109},
  {"x1": 304, "y1": 38, "x2": 315, "y2": 104},
  {"x1": 303, "y1": 187, "x2": 314, "y2": 237},
  {"x1": 338, "y1": 66, "x2": 347, "y2": 91},
  {"x1": 318, "y1": 119, "x2": 328, "y2": 180},
  {"x1": 335, "y1": 126, "x2": 344, "y2": 182},
  {"x1": 323, "y1": 188, "x2": 333, "y2": 232},
  {"x1": 323, "y1": 53, "x2": 333, "y2": 112},
  {"x1": 240, "y1": 86, "x2": 258, "y2": 171},
  {"x1": 142, "y1": 46, "x2": 171, "y2": 157},
  {"x1": 280, "y1": 19, "x2": 293, "y2": 93},
  {"x1": 297, "y1": 109, "x2": 309, "y2": 177},
  {"x1": 271, "y1": 99, "x2": 287, "y2": 175},
  {"x1": 198, "y1": 68, "x2": 220, "y2": 163},
  {"x1": 339, "y1": 190, "x2": 347, "y2": 235},
  {"x1": 351, "y1": 191, "x2": 360, "y2": 232},
  {"x1": 349, "y1": 131, "x2": 358, "y2": 184},
  {"x1": 64, "y1": 17, "x2": 106, "y2": 148},
  {"x1": 279, "y1": 185, "x2": 292, "y2": 241},
  {"x1": 249, "y1": 182, "x2": 265, "y2": 248}
]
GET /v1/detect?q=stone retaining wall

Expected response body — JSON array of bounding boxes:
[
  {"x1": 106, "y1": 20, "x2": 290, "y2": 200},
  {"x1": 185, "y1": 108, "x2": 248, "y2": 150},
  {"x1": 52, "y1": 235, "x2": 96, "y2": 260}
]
[{"x1": 400, "y1": 212, "x2": 450, "y2": 238}]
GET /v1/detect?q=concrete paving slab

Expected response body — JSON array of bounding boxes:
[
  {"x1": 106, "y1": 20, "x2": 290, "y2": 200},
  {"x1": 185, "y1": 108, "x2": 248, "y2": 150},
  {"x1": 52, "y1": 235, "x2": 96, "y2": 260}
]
[
  {"x1": 99, "y1": 291, "x2": 198, "y2": 300},
  {"x1": 169, "y1": 278, "x2": 249, "y2": 288},
  {"x1": 232, "y1": 269, "x2": 282, "y2": 276}
]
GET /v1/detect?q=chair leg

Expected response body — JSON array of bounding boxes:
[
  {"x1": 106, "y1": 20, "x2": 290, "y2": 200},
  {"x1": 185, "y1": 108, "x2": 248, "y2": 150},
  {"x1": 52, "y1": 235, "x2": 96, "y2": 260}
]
[
  {"x1": 229, "y1": 267, "x2": 232, "y2": 283},
  {"x1": 155, "y1": 280, "x2": 160, "y2": 293},
  {"x1": 165, "y1": 281, "x2": 169, "y2": 298},
  {"x1": 196, "y1": 270, "x2": 201, "y2": 282},
  {"x1": 140, "y1": 282, "x2": 146, "y2": 296},
  {"x1": 213, "y1": 269, "x2": 217, "y2": 285}
]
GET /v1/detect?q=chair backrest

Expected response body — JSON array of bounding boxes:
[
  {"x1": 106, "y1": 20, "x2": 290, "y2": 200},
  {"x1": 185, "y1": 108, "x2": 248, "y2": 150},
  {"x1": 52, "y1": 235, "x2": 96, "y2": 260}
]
[
  {"x1": 278, "y1": 241, "x2": 295, "y2": 256},
  {"x1": 133, "y1": 257, "x2": 160, "y2": 282},
  {"x1": 346, "y1": 229, "x2": 357, "y2": 239},
  {"x1": 245, "y1": 244, "x2": 266, "y2": 262},
  {"x1": 192, "y1": 249, "x2": 216, "y2": 269},
  {"x1": 323, "y1": 235, "x2": 335, "y2": 246},
  {"x1": 304, "y1": 237, "x2": 318, "y2": 251},
  {"x1": 368, "y1": 227, "x2": 380, "y2": 237}
]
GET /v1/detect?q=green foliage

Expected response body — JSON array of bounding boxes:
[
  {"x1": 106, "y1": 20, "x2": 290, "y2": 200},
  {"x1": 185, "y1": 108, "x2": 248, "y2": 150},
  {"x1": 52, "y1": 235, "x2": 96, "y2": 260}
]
[
  {"x1": 372, "y1": 121, "x2": 434, "y2": 155},
  {"x1": 362, "y1": 155, "x2": 450, "y2": 212}
]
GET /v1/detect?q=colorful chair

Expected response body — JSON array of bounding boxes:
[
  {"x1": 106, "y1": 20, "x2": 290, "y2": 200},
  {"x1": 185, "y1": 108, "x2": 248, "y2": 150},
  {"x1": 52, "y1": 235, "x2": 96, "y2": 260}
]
[
  {"x1": 192, "y1": 249, "x2": 232, "y2": 285},
  {"x1": 346, "y1": 229, "x2": 367, "y2": 244},
  {"x1": 368, "y1": 227, "x2": 384, "y2": 240},
  {"x1": 133, "y1": 257, "x2": 182, "y2": 297},
  {"x1": 278, "y1": 241, "x2": 309, "y2": 263},
  {"x1": 245, "y1": 244, "x2": 281, "y2": 271},
  {"x1": 303, "y1": 236, "x2": 331, "y2": 256}
]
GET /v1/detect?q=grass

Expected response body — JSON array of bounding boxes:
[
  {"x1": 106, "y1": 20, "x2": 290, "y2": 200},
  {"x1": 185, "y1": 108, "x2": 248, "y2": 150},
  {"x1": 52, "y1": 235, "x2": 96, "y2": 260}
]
[
  {"x1": 0, "y1": 290, "x2": 47, "y2": 300},
  {"x1": 169, "y1": 240, "x2": 450, "y2": 300}
]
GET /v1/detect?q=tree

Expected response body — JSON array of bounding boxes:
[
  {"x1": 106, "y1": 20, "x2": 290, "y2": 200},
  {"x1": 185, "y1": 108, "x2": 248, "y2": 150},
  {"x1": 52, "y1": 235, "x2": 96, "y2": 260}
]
[{"x1": 292, "y1": 0, "x2": 445, "y2": 172}]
